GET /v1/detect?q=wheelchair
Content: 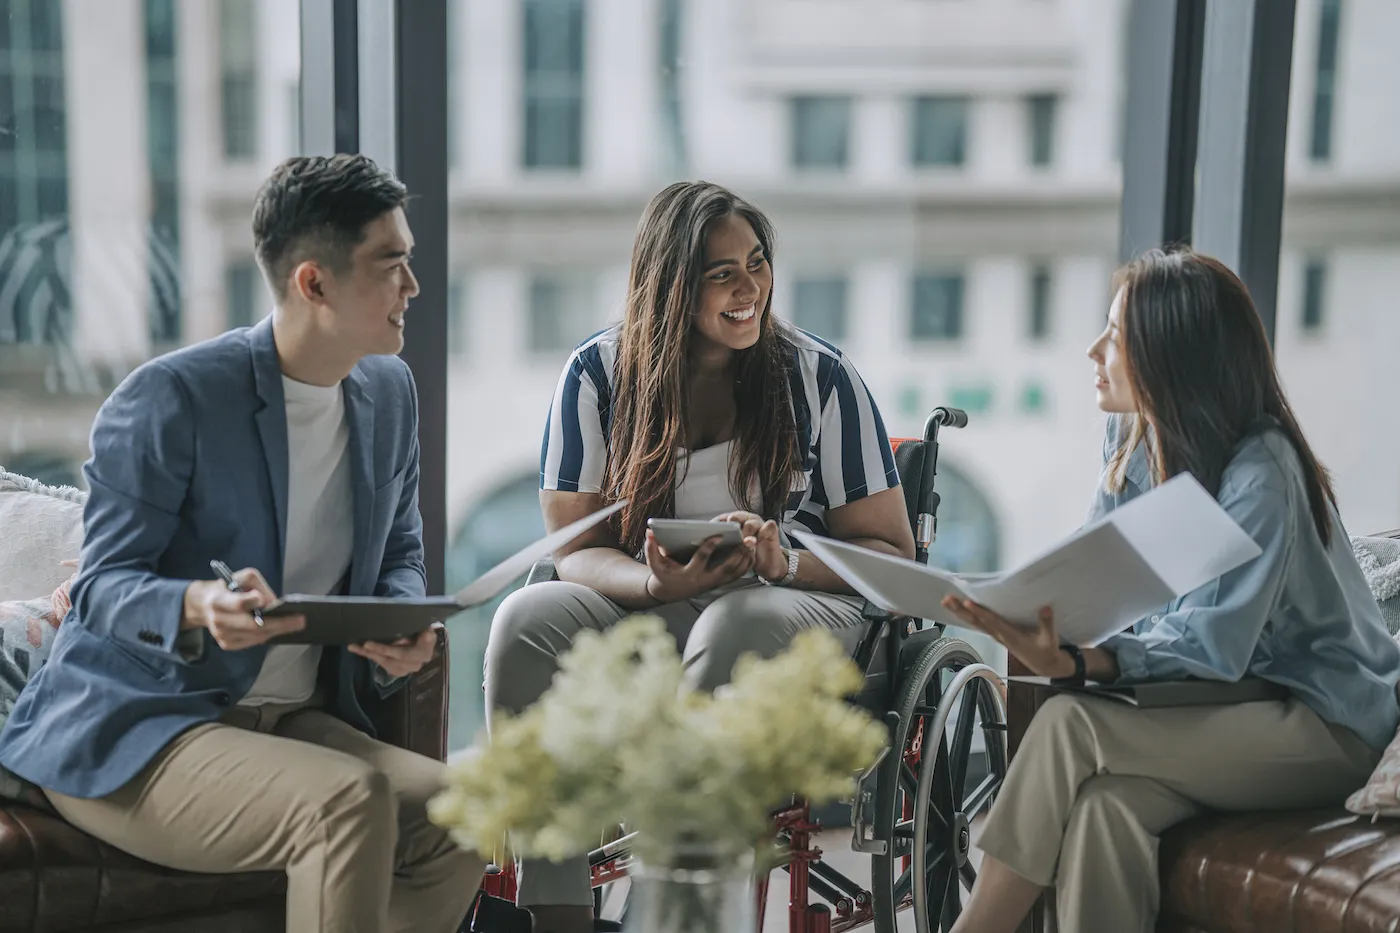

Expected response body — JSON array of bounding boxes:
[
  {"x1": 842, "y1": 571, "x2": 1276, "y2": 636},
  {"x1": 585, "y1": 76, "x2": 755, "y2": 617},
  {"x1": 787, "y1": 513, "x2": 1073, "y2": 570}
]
[{"x1": 478, "y1": 407, "x2": 1008, "y2": 933}]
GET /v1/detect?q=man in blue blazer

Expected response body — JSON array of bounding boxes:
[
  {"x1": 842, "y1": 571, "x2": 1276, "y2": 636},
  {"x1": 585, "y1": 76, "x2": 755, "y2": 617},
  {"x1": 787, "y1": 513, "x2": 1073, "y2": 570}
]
[{"x1": 0, "y1": 155, "x2": 483, "y2": 933}]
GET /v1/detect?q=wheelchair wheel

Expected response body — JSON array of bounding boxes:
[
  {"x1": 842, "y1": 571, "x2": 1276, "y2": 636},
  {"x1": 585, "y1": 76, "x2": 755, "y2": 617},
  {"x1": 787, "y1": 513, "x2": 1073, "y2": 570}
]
[{"x1": 870, "y1": 637, "x2": 1007, "y2": 933}]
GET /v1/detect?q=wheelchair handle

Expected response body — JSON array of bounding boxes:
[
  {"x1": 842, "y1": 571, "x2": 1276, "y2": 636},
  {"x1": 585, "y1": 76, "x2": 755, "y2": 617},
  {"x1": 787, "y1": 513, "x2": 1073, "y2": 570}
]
[
  {"x1": 927, "y1": 406, "x2": 968, "y2": 433},
  {"x1": 913, "y1": 407, "x2": 968, "y2": 564}
]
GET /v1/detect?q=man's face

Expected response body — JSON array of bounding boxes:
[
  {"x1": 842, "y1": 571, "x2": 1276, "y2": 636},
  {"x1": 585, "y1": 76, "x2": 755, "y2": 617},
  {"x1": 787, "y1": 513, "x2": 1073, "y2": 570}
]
[{"x1": 316, "y1": 207, "x2": 419, "y2": 357}]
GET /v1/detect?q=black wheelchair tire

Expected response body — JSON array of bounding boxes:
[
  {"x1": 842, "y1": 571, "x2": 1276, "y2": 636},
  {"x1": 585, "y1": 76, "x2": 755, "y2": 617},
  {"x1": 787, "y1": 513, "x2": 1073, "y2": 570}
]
[{"x1": 869, "y1": 636, "x2": 1007, "y2": 933}]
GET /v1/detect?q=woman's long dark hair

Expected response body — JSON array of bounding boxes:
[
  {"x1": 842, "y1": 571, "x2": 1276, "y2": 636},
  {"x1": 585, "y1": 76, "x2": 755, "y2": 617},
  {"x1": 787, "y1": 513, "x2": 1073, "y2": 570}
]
[
  {"x1": 604, "y1": 182, "x2": 801, "y2": 555},
  {"x1": 1106, "y1": 248, "x2": 1337, "y2": 543}
]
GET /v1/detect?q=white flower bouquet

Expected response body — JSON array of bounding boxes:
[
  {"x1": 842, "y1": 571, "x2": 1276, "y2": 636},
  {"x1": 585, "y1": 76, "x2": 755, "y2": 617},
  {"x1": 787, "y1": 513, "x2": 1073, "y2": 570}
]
[{"x1": 428, "y1": 614, "x2": 888, "y2": 870}]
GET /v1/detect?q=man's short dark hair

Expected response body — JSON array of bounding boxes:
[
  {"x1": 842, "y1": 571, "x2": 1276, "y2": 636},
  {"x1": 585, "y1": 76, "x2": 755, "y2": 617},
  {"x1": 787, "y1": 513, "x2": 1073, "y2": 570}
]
[{"x1": 252, "y1": 154, "x2": 409, "y2": 297}]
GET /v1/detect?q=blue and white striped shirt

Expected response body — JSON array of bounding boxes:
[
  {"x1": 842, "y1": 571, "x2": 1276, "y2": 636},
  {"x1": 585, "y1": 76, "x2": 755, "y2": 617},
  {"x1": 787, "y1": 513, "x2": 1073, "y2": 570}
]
[{"x1": 539, "y1": 325, "x2": 901, "y2": 538}]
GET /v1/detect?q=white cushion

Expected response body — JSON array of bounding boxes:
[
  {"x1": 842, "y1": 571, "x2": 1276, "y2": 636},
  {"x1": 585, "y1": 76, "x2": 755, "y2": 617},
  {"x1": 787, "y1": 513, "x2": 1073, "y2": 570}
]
[{"x1": 0, "y1": 471, "x2": 86, "y2": 600}]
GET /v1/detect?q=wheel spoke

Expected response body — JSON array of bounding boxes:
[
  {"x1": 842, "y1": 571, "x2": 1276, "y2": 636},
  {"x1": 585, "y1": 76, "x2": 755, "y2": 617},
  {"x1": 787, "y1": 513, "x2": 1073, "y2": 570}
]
[
  {"x1": 901, "y1": 760, "x2": 920, "y2": 799},
  {"x1": 959, "y1": 859, "x2": 978, "y2": 893},
  {"x1": 962, "y1": 771, "x2": 1002, "y2": 820},
  {"x1": 922, "y1": 854, "x2": 953, "y2": 931},
  {"x1": 949, "y1": 690, "x2": 978, "y2": 805},
  {"x1": 942, "y1": 860, "x2": 964, "y2": 929}
]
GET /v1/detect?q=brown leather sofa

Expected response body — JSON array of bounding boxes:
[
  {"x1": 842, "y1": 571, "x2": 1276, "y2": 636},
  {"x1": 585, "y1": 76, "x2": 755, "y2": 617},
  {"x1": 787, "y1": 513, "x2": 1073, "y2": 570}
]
[
  {"x1": 0, "y1": 636, "x2": 452, "y2": 933},
  {"x1": 1007, "y1": 533, "x2": 1400, "y2": 933}
]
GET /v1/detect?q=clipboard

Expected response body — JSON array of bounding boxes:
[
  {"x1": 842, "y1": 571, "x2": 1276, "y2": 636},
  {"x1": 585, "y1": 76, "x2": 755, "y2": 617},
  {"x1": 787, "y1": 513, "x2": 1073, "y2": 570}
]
[
  {"x1": 1009, "y1": 676, "x2": 1290, "y2": 709},
  {"x1": 261, "y1": 500, "x2": 625, "y2": 645}
]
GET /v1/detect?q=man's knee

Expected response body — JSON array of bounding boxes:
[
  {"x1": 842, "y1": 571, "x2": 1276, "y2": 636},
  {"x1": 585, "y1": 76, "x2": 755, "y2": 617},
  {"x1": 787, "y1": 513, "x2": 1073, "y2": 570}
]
[
  {"x1": 309, "y1": 760, "x2": 398, "y2": 842},
  {"x1": 1023, "y1": 694, "x2": 1097, "y2": 755},
  {"x1": 682, "y1": 587, "x2": 796, "y2": 690}
]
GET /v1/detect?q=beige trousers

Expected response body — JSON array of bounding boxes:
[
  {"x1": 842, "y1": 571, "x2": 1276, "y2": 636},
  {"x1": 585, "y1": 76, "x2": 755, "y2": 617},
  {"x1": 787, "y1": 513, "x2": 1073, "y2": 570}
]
[
  {"x1": 45, "y1": 697, "x2": 484, "y2": 933},
  {"x1": 977, "y1": 693, "x2": 1380, "y2": 933}
]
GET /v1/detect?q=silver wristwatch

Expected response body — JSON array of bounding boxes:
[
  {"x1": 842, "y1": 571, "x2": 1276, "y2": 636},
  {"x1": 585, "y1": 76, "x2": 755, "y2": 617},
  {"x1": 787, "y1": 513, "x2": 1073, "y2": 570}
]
[{"x1": 762, "y1": 546, "x2": 800, "y2": 587}]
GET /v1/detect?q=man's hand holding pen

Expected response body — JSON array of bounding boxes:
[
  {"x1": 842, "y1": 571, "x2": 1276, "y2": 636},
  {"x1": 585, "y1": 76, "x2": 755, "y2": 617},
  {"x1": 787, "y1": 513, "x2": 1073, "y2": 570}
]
[{"x1": 182, "y1": 565, "x2": 306, "y2": 649}]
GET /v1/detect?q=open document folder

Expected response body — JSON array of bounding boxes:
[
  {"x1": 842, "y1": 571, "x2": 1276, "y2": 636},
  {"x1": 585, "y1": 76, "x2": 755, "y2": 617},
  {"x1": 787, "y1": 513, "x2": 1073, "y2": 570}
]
[
  {"x1": 263, "y1": 500, "x2": 626, "y2": 645},
  {"x1": 791, "y1": 474, "x2": 1263, "y2": 646}
]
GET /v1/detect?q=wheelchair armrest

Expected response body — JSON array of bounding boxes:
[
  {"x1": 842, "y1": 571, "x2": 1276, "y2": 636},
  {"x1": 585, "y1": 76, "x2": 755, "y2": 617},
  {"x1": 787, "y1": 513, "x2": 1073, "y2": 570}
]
[{"x1": 525, "y1": 558, "x2": 560, "y2": 587}]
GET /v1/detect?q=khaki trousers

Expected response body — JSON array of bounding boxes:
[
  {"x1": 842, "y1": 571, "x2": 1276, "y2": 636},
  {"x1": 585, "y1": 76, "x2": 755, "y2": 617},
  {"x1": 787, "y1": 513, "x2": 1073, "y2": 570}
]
[
  {"x1": 45, "y1": 697, "x2": 484, "y2": 933},
  {"x1": 976, "y1": 693, "x2": 1381, "y2": 933}
]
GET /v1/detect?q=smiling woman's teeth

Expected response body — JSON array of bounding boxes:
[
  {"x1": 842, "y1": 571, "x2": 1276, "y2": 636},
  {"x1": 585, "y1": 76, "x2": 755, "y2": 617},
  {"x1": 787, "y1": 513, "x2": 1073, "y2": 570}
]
[{"x1": 722, "y1": 307, "x2": 755, "y2": 321}]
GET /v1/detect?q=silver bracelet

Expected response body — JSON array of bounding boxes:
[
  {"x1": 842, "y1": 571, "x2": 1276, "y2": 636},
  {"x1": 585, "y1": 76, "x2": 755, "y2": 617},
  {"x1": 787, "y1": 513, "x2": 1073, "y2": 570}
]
[{"x1": 761, "y1": 547, "x2": 800, "y2": 587}]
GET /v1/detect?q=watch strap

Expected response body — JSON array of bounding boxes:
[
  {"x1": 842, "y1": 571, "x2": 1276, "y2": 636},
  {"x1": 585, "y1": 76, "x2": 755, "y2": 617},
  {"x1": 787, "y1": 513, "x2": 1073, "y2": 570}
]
[
  {"x1": 763, "y1": 547, "x2": 800, "y2": 587},
  {"x1": 1050, "y1": 644, "x2": 1086, "y2": 687}
]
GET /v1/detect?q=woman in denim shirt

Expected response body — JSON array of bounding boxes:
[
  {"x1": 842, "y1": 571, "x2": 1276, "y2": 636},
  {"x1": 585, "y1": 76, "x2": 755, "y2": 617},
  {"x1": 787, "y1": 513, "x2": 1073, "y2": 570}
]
[{"x1": 944, "y1": 248, "x2": 1400, "y2": 933}]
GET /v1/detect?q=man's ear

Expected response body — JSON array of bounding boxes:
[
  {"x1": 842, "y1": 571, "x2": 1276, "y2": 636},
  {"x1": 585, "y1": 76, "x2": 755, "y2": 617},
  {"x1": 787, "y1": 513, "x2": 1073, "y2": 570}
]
[{"x1": 290, "y1": 260, "x2": 331, "y2": 306}]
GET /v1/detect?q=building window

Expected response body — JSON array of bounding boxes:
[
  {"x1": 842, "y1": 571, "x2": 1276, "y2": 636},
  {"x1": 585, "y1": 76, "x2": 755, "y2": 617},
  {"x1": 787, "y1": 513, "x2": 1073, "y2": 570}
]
[
  {"x1": 790, "y1": 96, "x2": 852, "y2": 170},
  {"x1": 522, "y1": 0, "x2": 585, "y2": 170},
  {"x1": 528, "y1": 273, "x2": 595, "y2": 353},
  {"x1": 1027, "y1": 94, "x2": 1056, "y2": 167},
  {"x1": 225, "y1": 260, "x2": 260, "y2": 330},
  {"x1": 1310, "y1": 0, "x2": 1342, "y2": 162},
  {"x1": 792, "y1": 277, "x2": 847, "y2": 341},
  {"x1": 219, "y1": 0, "x2": 259, "y2": 160},
  {"x1": 911, "y1": 96, "x2": 968, "y2": 167},
  {"x1": 910, "y1": 273, "x2": 965, "y2": 341},
  {"x1": 658, "y1": 0, "x2": 685, "y2": 175},
  {"x1": 1301, "y1": 258, "x2": 1327, "y2": 333},
  {"x1": 145, "y1": 0, "x2": 182, "y2": 345},
  {"x1": 0, "y1": 0, "x2": 71, "y2": 349},
  {"x1": 1028, "y1": 265, "x2": 1052, "y2": 341}
]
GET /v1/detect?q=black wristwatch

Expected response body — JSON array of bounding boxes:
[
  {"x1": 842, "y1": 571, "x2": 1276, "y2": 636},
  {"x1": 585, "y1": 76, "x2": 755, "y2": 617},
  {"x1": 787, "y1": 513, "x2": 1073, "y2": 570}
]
[{"x1": 1051, "y1": 645, "x2": 1086, "y2": 687}]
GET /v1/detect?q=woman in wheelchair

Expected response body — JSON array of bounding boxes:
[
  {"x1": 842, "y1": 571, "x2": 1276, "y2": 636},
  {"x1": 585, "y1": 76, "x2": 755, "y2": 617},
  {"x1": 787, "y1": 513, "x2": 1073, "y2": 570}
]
[
  {"x1": 485, "y1": 180, "x2": 916, "y2": 933},
  {"x1": 942, "y1": 248, "x2": 1400, "y2": 933}
]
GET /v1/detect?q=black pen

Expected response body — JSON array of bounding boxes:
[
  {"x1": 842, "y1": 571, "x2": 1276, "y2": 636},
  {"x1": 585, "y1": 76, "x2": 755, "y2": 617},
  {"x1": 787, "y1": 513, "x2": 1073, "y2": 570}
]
[{"x1": 210, "y1": 560, "x2": 264, "y2": 628}]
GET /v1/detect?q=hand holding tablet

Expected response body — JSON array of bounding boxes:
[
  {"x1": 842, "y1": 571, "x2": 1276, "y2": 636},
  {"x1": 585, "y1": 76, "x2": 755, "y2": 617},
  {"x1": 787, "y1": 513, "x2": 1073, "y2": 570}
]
[{"x1": 644, "y1": 518, "x2": 744, "y2": 563}]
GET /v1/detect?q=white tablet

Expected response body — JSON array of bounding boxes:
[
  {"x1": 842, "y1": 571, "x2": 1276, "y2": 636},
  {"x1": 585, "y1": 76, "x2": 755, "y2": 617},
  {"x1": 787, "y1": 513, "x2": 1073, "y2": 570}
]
[{"x1": 646, "y1": 519, "x2": 744, "y2": 562}]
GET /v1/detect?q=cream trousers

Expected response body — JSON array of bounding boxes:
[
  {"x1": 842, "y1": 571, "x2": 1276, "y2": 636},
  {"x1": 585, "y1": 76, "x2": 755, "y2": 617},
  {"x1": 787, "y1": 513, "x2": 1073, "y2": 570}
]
[{"x1": 977, "y1": 692, "x2": 1380, "y2": 933}]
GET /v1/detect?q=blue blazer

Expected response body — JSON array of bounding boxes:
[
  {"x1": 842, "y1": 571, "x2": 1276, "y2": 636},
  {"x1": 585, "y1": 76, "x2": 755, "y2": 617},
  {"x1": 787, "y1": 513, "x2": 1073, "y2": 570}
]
[{"x1": 0, "y1": 317, "x2": 426, "y2": 798}]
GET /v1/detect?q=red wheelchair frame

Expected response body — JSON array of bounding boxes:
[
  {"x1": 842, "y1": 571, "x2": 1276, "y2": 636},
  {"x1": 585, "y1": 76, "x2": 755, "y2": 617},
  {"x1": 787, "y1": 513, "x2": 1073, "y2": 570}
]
[{"x1": 477, "y1": 407, "x2": 1008, "y2": 933}]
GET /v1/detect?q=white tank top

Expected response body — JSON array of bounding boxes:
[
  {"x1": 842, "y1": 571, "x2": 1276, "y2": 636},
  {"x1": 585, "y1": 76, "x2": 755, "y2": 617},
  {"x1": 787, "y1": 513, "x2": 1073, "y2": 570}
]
[{"x1": 674, "y1": 441, "x2": 742, "y2": 520}]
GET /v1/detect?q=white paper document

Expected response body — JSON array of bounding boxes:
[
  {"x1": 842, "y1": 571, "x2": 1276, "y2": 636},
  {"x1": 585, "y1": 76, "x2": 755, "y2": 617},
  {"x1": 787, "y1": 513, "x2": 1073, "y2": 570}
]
[
  {"x1": 791, "y1": 474, "x2": 1262, "y2": 646},
  {"x1": 453, "y1": 500, "x2": 626, "y2": 607}
]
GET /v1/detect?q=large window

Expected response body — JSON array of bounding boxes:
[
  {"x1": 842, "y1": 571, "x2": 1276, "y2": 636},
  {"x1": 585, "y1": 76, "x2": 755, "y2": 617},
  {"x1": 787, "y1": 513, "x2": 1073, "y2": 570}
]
[
  {"x1": 522, "y1": 0, "x2": 585, "y2": 170},
  {"x1": 1275, "y1": 0, "x2": 1398, "y2": 535},
  {"x1": 1, "y1": 1, "x2": 299, "y2": 497}
]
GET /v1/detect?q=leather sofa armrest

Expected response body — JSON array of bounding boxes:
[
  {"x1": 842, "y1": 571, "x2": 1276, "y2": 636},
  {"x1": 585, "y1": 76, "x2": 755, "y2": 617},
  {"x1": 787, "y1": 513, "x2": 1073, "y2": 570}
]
[{"x1": 373, "y1": 627, "x2": 451, "y2": 761}]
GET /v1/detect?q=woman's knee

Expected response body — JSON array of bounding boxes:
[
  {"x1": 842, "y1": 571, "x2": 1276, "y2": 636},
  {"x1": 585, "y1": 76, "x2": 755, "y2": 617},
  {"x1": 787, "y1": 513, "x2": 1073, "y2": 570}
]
[
  {"x1": 484, "y1": 581, "x2": 596, "y2": 714},
  {"x1": 682, "y1": 588, "x2": 802, "y2": 689}
]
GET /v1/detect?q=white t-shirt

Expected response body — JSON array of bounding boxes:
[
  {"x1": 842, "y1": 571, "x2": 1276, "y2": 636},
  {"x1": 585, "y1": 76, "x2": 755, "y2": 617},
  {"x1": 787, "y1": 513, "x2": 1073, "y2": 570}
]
[{"x1": 240, "y1": 375, "x2": 354, "y2": 706}]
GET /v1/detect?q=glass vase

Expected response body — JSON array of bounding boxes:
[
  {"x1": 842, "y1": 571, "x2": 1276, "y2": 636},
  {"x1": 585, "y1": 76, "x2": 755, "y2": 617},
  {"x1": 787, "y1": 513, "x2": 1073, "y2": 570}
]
[{"x1": 622, "y1": 847, "x2": 756, "y2": 933}]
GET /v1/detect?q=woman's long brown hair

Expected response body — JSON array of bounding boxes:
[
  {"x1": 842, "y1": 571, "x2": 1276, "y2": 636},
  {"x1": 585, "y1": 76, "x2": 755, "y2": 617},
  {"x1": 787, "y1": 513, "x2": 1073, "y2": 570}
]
[
  {"x1": 604, "y1": 182, "x2": 802, "y2": 555},
  {"x1": 1106, "y1": 248, "x2": 1337, "y2": 543}
]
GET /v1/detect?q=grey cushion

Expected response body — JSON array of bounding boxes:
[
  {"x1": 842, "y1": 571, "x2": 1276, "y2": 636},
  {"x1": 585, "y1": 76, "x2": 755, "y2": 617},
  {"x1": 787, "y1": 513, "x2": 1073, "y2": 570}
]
[{"x1": 1351, "y1": 534, "x2": 1400, "y2": 637}]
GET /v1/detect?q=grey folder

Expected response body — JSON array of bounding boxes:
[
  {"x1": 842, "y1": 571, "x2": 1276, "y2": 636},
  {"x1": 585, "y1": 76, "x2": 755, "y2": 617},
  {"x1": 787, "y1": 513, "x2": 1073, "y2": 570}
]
[
  {"x1": 262, "y1": 501, "x2": 625, "y2": 645},
  {"x1": 1009, "y1": 675, "x2": 1289, "y2": 709}
]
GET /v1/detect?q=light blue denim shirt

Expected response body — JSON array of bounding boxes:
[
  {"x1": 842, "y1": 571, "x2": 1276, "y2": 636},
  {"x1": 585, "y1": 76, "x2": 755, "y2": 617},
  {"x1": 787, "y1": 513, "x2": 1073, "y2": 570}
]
[{"x1": 1095, "y1": 416, "x2": 1400, "y2": 752}]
